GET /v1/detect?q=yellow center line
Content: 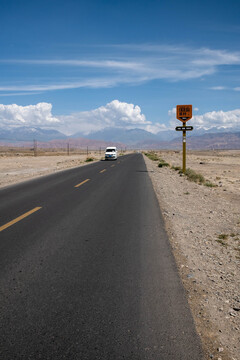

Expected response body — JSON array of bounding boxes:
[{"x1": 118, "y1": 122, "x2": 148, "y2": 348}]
[
  {"x1": 0, "y1": 207, "x2": 42, "y2": 232},
  {"x1": 100, "y1": 169, "x2": 106, "y2": 173},
  {"x1": 75, "y1": 178, "x2": 90, "y2": 188}
]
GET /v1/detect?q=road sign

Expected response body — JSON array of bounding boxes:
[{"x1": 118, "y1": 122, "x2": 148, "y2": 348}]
[
  {"x1": 176, "y1": 105, "x2": 192, "y2": 122},
  {"x1": 175, "y1": 104, "x2": 194, "y2": 173},
  {"x1": 175, "y1": 126, "x2": 193, "y2": 131}
]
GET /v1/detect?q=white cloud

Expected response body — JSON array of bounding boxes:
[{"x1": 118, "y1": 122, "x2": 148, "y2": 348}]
[
  {"x1": 0, "y1": 100, "x2": 164, "y2": 135},
  {"x1": 0, "y1": 103, "x2": 59, "y2": 128},
  {"x1": 169, "y1": 107, "x2": 240, "y2": 130},
  {"x1": 2, "y1": 101, "x2": 239, "y2": 137},
  {"x1": 58, "y1": 100, "x2": 160, "y2": 135},
  {"x1": 144, "y1": 123, "x2": 168, "y2": 133},
  {"x1": 192, "y1": 109, "x2": 240, "y2": 129}
]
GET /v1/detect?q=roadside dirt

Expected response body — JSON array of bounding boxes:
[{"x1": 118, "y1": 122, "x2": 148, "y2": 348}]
[
  {"x1": 0, "y1": 152, "x2": 103, "y2": 189},
  {"x1": 144, "y1": 150, "x2": 240, "y2": 360}
]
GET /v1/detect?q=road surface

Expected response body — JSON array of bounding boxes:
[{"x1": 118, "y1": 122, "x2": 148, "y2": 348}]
[{"x1": 0, "y1": 153, "x2": 203, "y2": 359}]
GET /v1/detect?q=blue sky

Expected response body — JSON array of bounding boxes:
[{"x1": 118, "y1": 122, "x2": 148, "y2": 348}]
[{"x1": 1, "y1": 0, "x2": 240, "y2": 135}]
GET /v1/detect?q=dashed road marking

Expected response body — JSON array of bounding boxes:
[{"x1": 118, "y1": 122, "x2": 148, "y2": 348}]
[
  {"x1": 75, "y1": 179, "x2": 90, "y2": 188},
  {"x1": 0, "y1": 207, "x2": 42, "y2": 232}
]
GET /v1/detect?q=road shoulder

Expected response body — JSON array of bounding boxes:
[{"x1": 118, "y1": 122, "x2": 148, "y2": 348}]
[{"x1": 143, "y1": 154, "x2": 239, "y2": 360}]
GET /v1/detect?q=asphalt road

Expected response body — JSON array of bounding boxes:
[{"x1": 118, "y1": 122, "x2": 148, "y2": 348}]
[{"x1": 0, "y1": 153, "x2": 203, "y2": 359}]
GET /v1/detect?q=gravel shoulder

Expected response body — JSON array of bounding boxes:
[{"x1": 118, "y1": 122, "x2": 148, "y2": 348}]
[{"x1": 143, "y1": 151, "x2": 240, "y2": 360}]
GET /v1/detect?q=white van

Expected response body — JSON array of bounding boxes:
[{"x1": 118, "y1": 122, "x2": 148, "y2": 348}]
[{"x1": 105, "y1": 147, "x2": 118, "y2": 160}]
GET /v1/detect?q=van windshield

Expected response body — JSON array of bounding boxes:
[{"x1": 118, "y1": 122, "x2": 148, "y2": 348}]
[{"x1": 106, "y1": 149, "x2": 115, "y2": 152}]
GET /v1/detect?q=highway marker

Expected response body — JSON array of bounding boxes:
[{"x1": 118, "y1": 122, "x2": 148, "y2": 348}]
[
  {"x1": 75, "y1": 179, "x2": 90, "y2": 188},
  {"x1": 0, "y1": 207, "x2": 42, "y2": 232},
  {"x1": 176, "y1": 105, "x2": 192, "y2": 122},
  {"x1": 176, "y1": 104, "x2": 193, "y2": 173},
  {"x1": 100, "y1": 169, "x2": 106, "y2": 173}
]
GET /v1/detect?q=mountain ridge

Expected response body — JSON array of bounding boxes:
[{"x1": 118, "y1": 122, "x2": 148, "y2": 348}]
[{"x1": 0, "y1": 126, "x2": 239, "y2": 150}]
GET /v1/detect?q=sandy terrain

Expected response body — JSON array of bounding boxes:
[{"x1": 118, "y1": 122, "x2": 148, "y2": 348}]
[
  {"x1": 0, "y1": 151, "x2": 104, "y2": 189},
  {"x1": 160, "y1": 150, "x2": 240, "y2": 207},
  {"x1": 0, "y1": 150, "x2": 239, "y2": 359},
  {"x1": 144, "y1": 150, "x2": 240, "y2": 360}
]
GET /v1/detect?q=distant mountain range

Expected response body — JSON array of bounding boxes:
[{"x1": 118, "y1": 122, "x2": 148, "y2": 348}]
[
  {"x1": 74, "y1": 126, "x2": 240, "y2": 145},
  {"x1": 0, "y1": 126, "x2": 239, "y2": 150},
  {"x1": 74, "y1": 127, "x2": 177, "y2": 144},
  {"x1": 170, "y1": 131, "x2": 240, "y2": 150},
  {"x1": 0, "y1": 127, "x2": 67, "y2": 142},
  {"x1": 39, "y1": 138, "x2": 125, "y2": 149}
]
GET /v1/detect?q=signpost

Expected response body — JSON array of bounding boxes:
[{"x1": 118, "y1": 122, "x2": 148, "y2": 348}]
[
  {"x1": 175, "y1": 126, "x2": 193, "y2": 131},
  {"x1": 176, "y1": 105, "x2": 193, "y2": 173}
]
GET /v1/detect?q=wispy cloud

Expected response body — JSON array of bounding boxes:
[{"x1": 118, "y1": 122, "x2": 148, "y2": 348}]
[
  {"x1": 1, "y1": 44, "x2": 240, "y2": 93},
  {"x1": 0, "y1": 92, "x2": 41, "y2": 96},
  {"x1": 210, "y1": 86, "x2": 227, "y2": 90},
  {"x1": 1, "y1": 59, "x2": 143, "y2": 70},
  {"x1": 0, "y1": 78, "x2": 126, "y2": 91}
]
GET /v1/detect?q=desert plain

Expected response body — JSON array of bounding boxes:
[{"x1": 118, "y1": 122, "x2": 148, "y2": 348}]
[{"x1": 0, "y1": 149, "x2": 104, "y2": 189}]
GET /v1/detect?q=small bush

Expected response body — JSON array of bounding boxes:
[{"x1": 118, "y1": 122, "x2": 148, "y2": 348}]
[
  {"x1": 204, "y1": 181, "x2": 218, "y2": 188},
  {"x1": 85, "y1": 157, "x2": 95, "y2": 162},
  {"x1": 170, "y1": 166, "x2": 218, "y2": 187},
  {"x1": 218, "y1": 234, "x2": 228, "y2": 240},
  {"x1": 216, "y1": 234, "x2": 228, "y2": 247},
  {"x1": 216, "y1": 239, "x2": 228, "y2": 247},
  {"x1": 144, "y1": 152, "x2": 159, "y2": 161},
  {"x1": 184, "y1": 168, "x2": 205, "y2": 184},
  {"x1": 171, "y1": 165, "x2": 181, "y2": 171},
  {"x1": 158, "y1": 159, "x2": 169, "y2": 167}
]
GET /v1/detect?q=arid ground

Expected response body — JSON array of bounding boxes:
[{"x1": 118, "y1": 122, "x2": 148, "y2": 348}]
[
  {"x1": 0, "y1": 150, "x2": 105, "y2": 188},
  {"x1": 144, "y1": 150, "x2": 240, "y2": 360},
  {"x1": 0, "y1": 148, "x2": 239, "y2": 360}
]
